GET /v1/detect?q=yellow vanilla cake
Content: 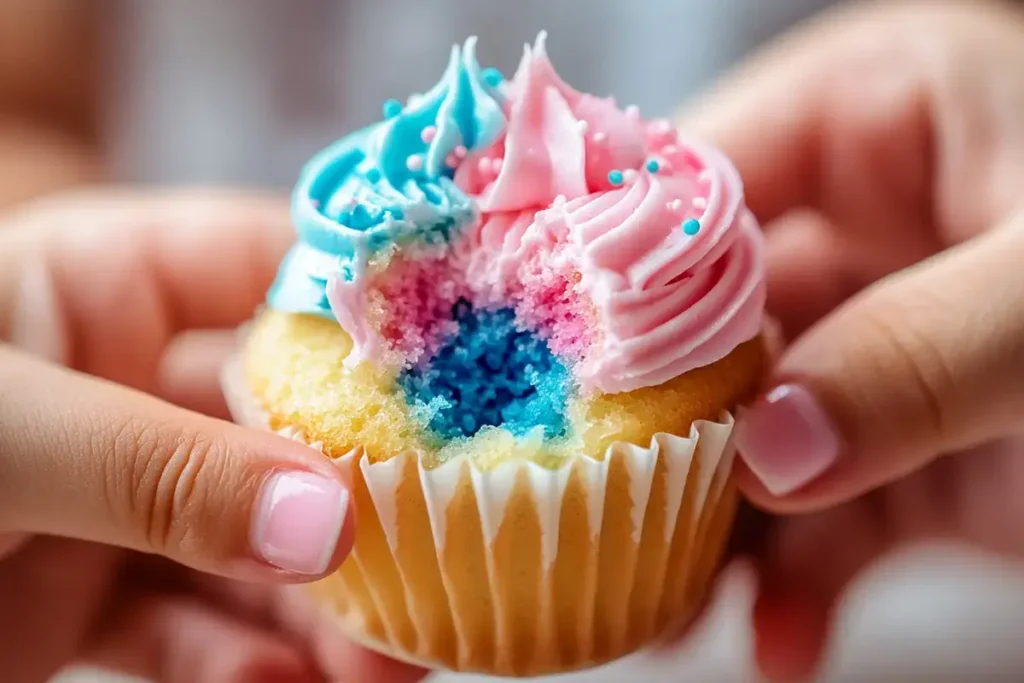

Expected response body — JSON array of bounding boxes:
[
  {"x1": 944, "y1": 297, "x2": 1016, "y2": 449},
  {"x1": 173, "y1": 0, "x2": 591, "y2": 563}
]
[{"x1": 223, "y1": 33, "x2": 767, "y2": 677}]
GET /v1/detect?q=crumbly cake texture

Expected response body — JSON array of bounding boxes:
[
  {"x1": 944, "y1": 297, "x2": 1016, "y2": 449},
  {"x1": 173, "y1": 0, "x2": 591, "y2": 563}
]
[
  {"x1": 251, "y1": 33, "x2": 767, "y2": 468},
  {"x1": 243, "y1": 311, "x2": 765, "y2": 469}
]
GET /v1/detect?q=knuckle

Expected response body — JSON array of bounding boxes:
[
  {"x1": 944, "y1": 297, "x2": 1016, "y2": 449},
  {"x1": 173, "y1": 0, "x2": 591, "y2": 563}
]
[
  {"x1": 111, "y1": 416, "x2": 228, "y2": 555},
  {"x1": 855, "y1": 294, "x2": 956, "y2": 440}
]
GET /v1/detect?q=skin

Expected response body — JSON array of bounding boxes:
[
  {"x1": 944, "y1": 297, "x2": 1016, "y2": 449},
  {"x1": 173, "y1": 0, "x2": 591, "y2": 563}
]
[
  {"x1": 0, "y1": 191, "x2": 428, "y2": 683},
  {"x1": 673, "y1": 0, "x2": 1024, "y2": 680},
  {"x1": 0, "y1": 0, "x2": 101, "y2": 206}
]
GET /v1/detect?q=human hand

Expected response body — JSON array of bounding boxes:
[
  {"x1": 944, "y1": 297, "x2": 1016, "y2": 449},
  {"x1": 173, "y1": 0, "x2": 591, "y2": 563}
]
[
  {"x1": 676, "y1": 1, "x2": 1024, "y2": 680},
  {"x1": 0, "y1": 191, "x2": 427, "y2": 683}
]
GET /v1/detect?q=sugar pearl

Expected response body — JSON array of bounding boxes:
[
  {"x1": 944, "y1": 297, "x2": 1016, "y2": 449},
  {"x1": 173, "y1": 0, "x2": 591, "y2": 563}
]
[
  {"x1": 420, "y1": 126, "x2": 437, "y2": 143},
  {"x1": 406, "y1": 154, "x2": 424, "y2": 172}
]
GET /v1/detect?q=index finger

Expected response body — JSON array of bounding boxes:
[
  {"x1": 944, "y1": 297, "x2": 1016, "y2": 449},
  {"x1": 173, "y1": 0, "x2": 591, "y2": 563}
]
[{"x1": 0, "y1": 188, "x2": 293, "y2": 390}]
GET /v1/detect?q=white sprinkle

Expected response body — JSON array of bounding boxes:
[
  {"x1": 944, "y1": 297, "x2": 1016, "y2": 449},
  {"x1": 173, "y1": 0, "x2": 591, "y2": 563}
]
[
  {"x1": 593, "y1": 132, "x2": 607, "y2": 143},
  {"x1": 406, "y1": 154, "x2": 424, "y2": 172},
  {"x1": 662, "y1": 145, "x2": 679, "y2": 156},
  {"x1": 553, "y1": 194, "x2": 567, "y2": 206},
  {"x1": 623, "y1": 169, "x2": 638, "y2": 183},
  {"x1": 693, "y1": 197, "x2": 707, "y2": 210},
  {"x1": 577, "y1": 120, "x2": 589, "y2": 133},
  {"x1": 698, "y1": 169, "x2": 712, "y2": 182},
  {"x1": 667, "y1": 199, "x2": 683, "y2": 213},
  {"x1": 652, "y1": 118, "x2": 673, "y2": 134}
]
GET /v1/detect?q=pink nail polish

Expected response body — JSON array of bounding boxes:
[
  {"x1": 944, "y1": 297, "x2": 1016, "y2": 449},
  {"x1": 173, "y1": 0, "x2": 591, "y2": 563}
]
[
  {"x1": 734, "y1": 384, "x2": 840, "y2": 496},
  {"x1": 251, "y1": 471, "x2": 348, "y2": 575}
]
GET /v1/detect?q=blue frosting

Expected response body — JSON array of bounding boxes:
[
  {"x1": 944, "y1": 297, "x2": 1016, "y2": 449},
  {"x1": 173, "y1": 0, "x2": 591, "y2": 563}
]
[
  {"x1": 268, "y1": 37, "x2": 507, "y2": 316},
  {"x1": 398, "y1": 302, "x2": 571, "y2": 442}
]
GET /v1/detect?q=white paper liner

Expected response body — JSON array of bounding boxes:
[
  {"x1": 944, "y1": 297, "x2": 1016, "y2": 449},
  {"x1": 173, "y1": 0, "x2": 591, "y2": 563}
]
[{"x1": 222, "y1": 352, "x2": 739, "y2": 676}]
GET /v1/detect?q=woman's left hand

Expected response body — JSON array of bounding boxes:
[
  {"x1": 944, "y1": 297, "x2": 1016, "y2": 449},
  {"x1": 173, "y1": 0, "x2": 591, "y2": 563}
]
[{"x1": 0, "y1": 189, "x2": 428, "y2": 683}]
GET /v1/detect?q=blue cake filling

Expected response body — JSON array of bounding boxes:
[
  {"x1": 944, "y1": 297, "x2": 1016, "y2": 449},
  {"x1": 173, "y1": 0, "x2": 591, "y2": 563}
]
[{"x1": 398, "y1": 300, "x2": 571, "y2": 441}]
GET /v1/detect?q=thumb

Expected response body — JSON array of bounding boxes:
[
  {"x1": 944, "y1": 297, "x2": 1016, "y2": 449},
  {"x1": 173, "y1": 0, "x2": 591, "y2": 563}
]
[
  {"x1": 734, "y1": 211, "x2": 1024, "y2": 510},
  {"x1": 0, "y1": 344, "x2": 354, "y2": 581}
]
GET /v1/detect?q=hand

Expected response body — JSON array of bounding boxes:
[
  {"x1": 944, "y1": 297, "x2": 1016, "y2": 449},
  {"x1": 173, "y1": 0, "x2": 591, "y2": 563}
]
[
  {"x1": 0, "y1": 190, "x2": 427, "y2": 683},
  {"x1": 677, "y1": 1, "x2": 1024, "y2": 680}
]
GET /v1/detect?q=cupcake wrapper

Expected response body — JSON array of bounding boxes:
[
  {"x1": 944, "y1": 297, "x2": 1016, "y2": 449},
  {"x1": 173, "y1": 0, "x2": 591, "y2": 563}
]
[{"x1": 223, "y1": 353, "x2": 738, "y2": 676}]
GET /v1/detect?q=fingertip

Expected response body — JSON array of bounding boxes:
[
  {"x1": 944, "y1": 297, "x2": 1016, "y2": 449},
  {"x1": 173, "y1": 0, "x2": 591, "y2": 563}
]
[
  {"x1": 249, "y1": 468, "x2": 354, "y2": 579},
  {"x1": 753, "y1": 588, "x2": 831, "y2": 683}
]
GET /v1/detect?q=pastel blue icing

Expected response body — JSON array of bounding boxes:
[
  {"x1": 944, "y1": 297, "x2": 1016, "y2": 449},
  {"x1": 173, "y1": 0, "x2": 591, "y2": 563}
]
[{"x1": 268, "y1": 37, "x2": 506, "y2": 316}]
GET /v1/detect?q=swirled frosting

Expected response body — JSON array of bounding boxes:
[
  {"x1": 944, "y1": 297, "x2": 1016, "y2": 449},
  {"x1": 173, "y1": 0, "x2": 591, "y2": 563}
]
[
  {"x1": 268, "y1": 32, "x2": 766, "y2": 396},
  {"x1": 268, "y1": 38, "x2": 504, "y2": 315}
]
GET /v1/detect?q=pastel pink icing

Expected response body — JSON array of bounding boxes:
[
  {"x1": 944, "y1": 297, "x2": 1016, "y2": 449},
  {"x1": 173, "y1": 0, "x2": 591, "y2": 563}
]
[{"x1": 329, "y1": 33, "x2": 766, "y2": 394}]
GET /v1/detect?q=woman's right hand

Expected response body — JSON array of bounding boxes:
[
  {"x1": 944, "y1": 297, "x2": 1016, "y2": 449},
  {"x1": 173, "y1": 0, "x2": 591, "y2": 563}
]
[{"x1": 676, "y1": 1, "x2": 1024, "y2": 680}]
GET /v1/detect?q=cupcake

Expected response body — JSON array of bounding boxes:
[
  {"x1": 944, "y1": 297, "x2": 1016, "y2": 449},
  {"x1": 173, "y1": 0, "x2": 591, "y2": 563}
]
[{"x1": 223, "y1": 32, "x2": 767, "y2": 677}]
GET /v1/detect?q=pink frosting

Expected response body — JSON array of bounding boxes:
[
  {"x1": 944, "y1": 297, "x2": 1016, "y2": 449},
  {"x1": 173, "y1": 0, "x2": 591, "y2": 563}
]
[
  {"x1": 329, "y1": 33, "x2": 766, "y2": 394},
  {"x1": 455, "y1": 33, "x2": 647, "y2": 210},
  {"x1": 449, "y1": 34, "x2": 765, "y2": 393}
]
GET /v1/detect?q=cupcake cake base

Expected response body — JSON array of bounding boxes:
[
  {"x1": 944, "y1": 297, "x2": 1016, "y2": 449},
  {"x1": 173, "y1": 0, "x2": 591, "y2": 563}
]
[{"x1": 224, "y1": 349, "x2": 742, "y2": 676}]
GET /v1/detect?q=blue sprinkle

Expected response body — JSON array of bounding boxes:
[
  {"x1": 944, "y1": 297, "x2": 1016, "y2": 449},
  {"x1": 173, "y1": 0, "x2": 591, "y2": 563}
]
[
  {"x1": 608, "y1": 170, "x2": 624, "y2": 187},
  {"x1": 645, "y1": 158, "x2": 660, "y2": 173},
  {"x1": 365, "y1": 167, "x2": 382, "y2": 183},
  {"x1": 382, "y1": 99, "x2": 403, "y2": 119},
  {"x1": 682, "y1": 218, "x2": 701, "y2": 236},
  {"x1": 481, "y1": 67, "x2": 504, "y2": 88}
]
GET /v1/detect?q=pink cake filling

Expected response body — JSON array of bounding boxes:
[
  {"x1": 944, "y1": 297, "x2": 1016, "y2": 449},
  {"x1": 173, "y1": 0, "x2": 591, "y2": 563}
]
[{"x1": 360, "y1": 221, "x2": 597, "y2": 370}]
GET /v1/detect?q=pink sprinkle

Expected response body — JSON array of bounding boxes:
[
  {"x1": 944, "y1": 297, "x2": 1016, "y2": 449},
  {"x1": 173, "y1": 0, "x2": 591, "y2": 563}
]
[
  {"x1": 693, "y1": 197, "x2": 707, "y2": 210},
  {"x1": 454, "y1": 145, "x2": 468, "y2": 158},
  {"x1": 623, "y1": 169, "x2": 638, "y2": 184},
  {"x1": 625, "y1": 105, "x2": 640, "y2": 118},
  {"x1": 478, "y1": 157, "x2": 493, "y2": 175},
  {"x1": 667, "y1": 199, "x2": 683, "y2": 213},
  {"x1": 445, "y1": 154, "x2": 459, "y2": 168},
  {"x1": 420, "y1": 126, "x2": 437, "y2": 143},
  {"x1": 593, "y1": 132, "x2": 607, "y2": 144},
  {"x1": 406, "y1": 154, "x2": 424, "y2": 172},
  {"x1": 491, "y1": 158, "x2": 504, "y2": 174}
]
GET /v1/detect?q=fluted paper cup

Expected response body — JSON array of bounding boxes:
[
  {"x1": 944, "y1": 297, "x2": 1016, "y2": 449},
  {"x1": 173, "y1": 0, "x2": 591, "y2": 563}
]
[{"x1": 222, "y1": 352, "x2": 738, "y2": 677}]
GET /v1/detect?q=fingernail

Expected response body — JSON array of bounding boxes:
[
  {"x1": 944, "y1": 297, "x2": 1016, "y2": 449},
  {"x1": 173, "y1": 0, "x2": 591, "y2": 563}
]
[
  {"x1": 734, "y1": 384, "x2": 840, "y2": 496},
  {"x1": 252, "y1": 470, "x2": 348, "y2": 575}
]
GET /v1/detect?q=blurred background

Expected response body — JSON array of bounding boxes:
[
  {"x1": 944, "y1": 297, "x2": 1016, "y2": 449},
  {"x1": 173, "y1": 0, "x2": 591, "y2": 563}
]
[{"x1": 3, "y1": 0, "x2": 1024, "y2": 680}]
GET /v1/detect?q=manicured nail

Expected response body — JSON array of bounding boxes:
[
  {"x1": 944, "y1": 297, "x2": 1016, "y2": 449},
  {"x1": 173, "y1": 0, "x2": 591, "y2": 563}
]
[
  {"x1": 252, "y1": 471, "x2": 348, "y2": 575},
  {"x1": 734, "y1": 384, "x2": 840, "y2": 496}
]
